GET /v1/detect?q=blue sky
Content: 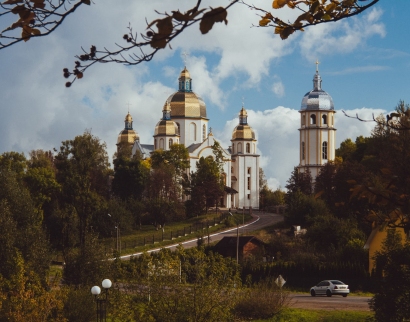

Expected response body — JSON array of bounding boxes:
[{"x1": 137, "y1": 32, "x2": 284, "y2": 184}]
[{"x1": 0, "y1": 0, "x2": 409, "y2": 189}]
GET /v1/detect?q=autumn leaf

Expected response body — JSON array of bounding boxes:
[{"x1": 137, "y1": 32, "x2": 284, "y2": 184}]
[
  {"x1": 259, "y1": 18, "x2": 271, "y2": 26},
  {"x1": 199, "y1": 7, "x2": 227, "y2": 34},
  {"x1": 280, "y1": 26, "x2": 294, "y2": 40},
  {"x1": 272, "y1": 0, "x2": 289, "y2": 9}
]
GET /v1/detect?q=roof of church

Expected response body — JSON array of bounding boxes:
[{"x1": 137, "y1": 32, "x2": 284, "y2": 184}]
[
  {"x1": 301, "y1": 70, "x2": 334, "y2": 111},
  {"x1": 165, "y1": 67, "x2": 208, "y2": 119},
  {"x1": 232, "y1": 107, "x2": 255, "y2": 140}
]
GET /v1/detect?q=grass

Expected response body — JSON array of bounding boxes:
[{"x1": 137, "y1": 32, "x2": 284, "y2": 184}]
[
  {"x1": 102, "y1": 211, "x2": 252, "y2": 256},
  {"x1": 253, "y1": 308, "x2": 373, "y2": 322}
]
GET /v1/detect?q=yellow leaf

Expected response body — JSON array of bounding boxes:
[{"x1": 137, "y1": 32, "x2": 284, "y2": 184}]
[
  {"x1": 259, "y1": 18, "x2": 271, "y2": 26},
  {"x1": 325, "y1": 2, "x2": 337, "y2": 12},
  {"x1": 274, "y1": 26, "x2": 283, "y2": 34},
  {"x1": 322, "y1": 13, "x2": 331, "y2": 20},
  {"x1": 272, "y1": 0, "x2": 288, "y2": 9}
]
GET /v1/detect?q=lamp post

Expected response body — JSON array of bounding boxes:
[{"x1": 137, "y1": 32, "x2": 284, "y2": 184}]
[
  {"x1": 91, "y1": 279, "x2": 112, "y2": 322},
  {"x1": 108, "y1": 214, "x2": 120, "y2": 254},
  {"x1": 229, "y1": 212, "x2": 239, "y2": 264}
]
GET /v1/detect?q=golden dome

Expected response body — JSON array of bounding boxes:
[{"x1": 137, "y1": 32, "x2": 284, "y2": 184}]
[
  {"x1": 117, "y1": 129, "x2": 138, "y2": 144},
  {"x1": 232, "y1": 107, "x2": 255, "y2": 140},
  {"x1": 239, "y1": 107, "x2": 248, "y2": 117},
  {"x1": 154, "y1": 120, "x2": 179, "y2": 136},
  {"x1": 125, "y1": 113, "x2": 133, "y2": 122},
  {"x1": 232, "y1": 124, "x2": 255, "y2": 140},
  {"x1": 180, "y1": 67, "x2": 190, "y2": 79},
  {"x1": 164, "y1": 67, "x2": 207, "y2": 119}
]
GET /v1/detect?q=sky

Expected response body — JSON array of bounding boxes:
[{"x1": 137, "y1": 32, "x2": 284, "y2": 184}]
[{"x1": 0, "y1": 1, "x2": 409, "y2": 190}]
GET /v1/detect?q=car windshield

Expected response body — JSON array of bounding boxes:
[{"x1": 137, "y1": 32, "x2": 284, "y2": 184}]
[{"x1": 331, "y1": 280, "x2": 344, "y2": 285}]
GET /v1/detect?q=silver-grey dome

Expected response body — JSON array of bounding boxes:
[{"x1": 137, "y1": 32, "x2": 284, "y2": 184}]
[{"x1": 301, "y1": 71, "x2": 334, "y2": 111}]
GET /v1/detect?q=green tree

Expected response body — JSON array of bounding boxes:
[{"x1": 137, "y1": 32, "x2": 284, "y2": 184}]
[
  {"x1": 111, "y1": 153, "x2": 148, "y2": 201},
  {"x1": 55, "y1": 131, "x2": 110, "y2": 249},
  {"x1": 370, "y1": 230, "x2": 410, "y2": 322},
  {"x1": 189, "y1": 156, "x2": 224, "y2": 216}
]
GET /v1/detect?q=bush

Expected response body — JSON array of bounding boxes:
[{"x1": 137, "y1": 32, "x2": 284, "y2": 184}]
[{"x1": 234, "y1": 279, "x2": 289, "y2": 320}]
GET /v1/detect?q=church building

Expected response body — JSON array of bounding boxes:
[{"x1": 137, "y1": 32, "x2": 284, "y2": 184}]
[
  {"x1": 298, "y1": 64, "x2": 336, "y2": 180},
  {"x1": 116, "y1": 67, "x2": 260, "y2": 210}
]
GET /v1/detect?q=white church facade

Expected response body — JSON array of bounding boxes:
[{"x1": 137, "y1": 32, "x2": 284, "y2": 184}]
[
  {"x1": 298, "y1": 65, "x2": 336, "y2": 179},
  {"x1": 117, "y1": 67, "x2": 260, "y2": 209}
]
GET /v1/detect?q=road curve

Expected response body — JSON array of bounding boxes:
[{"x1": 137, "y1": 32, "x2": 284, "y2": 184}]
[{"x1": 120, "y1": 212, "x2": 283, "y2": 260}]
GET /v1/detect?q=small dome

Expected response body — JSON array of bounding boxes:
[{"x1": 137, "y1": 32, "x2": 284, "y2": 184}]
[
  {"x1": 117, "y1": 129, "x2": 138, "y2": 144},
  {"x1": 232, "y1": 107, "x2": 255, "y2": 140},
  {"x1": 164, "y1": 67, "x2": 207, "y2": 119},
  {"x1": 301, "y1": 71, "x2": 334, "y2": 111},
  {"x1": 125, "y1": 113, "x2": 133, "y2": 122},
  {"x1": 154, "y1": 120, "x2": 179, "y2": 136},
  {"x1": 232, "y1": 124, "x2": 255, "y2": 140},
  {"x1": 180, "y1": 67, "x2": 190, "y2": 79}
]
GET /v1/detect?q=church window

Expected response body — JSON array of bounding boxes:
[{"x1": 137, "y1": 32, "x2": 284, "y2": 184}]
[
  {"x1": 232, "y1": 144, "x2": 235, "y2": 154},
  {"x1": 154, "y1": 139, "x2": 157, "y2": 150},
  {"x1": 159, "y1": 138, "x2": 164, "y2": 150},
  {"x1": 203, "y1": 124, "x2": 206, "y2": 140},
  {"x1": 238, "y1": 143, "x2": 242, "y2": 153},
  {"x1": 169, "y1": 138, "x2": 173, "y2": 147},
  {"x1": 186, "y1": 80, "x2": 190, "y2": 91},
  {"x1": 247, "y1": 177, "x2": 251, "y2": 190},
  {"x1": 247, "y1": 167, "x2": 251, "y2": 174},
  {"x1": 246, "y1": 143, "x2": 250, "y2": 153},
  {"x1": 190, "y1": 123, "x2": 196, "y2": 141},
  {"x1": 176, "y1": 122, "x2": 180, "y2": 135},
  {"x1": 302, "y1": 142, "x2": 305, "y2": 160},
  {"x1": 231, "y1": 166, "x2": 234, "y2": 174},
  {"x1": 322, "y1": 114, "x2": 327, "y2": 125},
  {"x1": 302, "y1": 115, "x2": 306, "y2": 126},
  {"x1": 247, "y1": 194, "x2": 250, "y2": 199},
  {"x1": 310, "y1": 114, "x2": 316, "y2": 125},
  {"x1": 322, "y1": 141, "x2": 328, "y2": 160}
]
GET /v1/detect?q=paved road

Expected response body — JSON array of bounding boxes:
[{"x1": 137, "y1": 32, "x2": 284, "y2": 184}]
[
  {"x1": 289, "y1": 294, "x2": 372, "y2": 311},
  {"x1": 120, "y1": 212, "x2": 283, "y2": 260}
]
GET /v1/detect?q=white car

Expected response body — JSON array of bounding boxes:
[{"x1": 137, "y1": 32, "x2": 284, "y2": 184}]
[{"x1": 310, "y1": 280, "x2": 349, "y2": 297}]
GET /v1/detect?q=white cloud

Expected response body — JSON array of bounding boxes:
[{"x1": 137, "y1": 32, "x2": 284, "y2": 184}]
[
  {"x1": 299, "y1": 7, "x2": 386, "y2": 61},
  {"x1": 272, "y1": 79, "x2": 285, "y2": 98}
]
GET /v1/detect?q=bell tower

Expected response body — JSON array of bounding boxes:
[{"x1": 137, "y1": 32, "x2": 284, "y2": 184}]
[{"x1": 298, "y1": 62, "x2": 336, "y2": 180}]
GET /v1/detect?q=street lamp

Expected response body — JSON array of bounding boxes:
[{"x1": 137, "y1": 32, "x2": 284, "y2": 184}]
[
  {"x1": 229, "y1": 212, "x2": 239, "y2": 264},
  {"x1": 91, "y1": 278, "x2": 112, "y2": 322},
  {"x1": 108, "y1": 214, "x2": 121, "y2": 254}
]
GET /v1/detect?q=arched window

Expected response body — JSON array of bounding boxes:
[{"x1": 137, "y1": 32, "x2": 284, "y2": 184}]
[
  {"x1": 247, "y1": 167, "x2": 251, "y2": 174},
  {"x1": 302, "y1": 115, "x2": 306, "y2": 125},
  {"x1": 232, "y1": 144, "x2": 235, "y2": 154},
  {"x1": 302, "y1": 142, "x2": 305, "y2": 160},
  {"x1": 159, "y1": 138, "x2": 164, "y2": 150},
  {"x1": 190, "y1": 123, "x2": 196, "y2": 141},
  {"x1": 176, "y1": 122, "x2": 180, "y2": 135},
  {"x1": 310, "y1": 114, "x2": 316, "y2": 125},
  {"x1": 203, "y1": 124, "x2": 206, "y2": 140},
  {"x1": 154, "y1": 139, "x2": 157, "y2": 150},
  {"x1": 322, "y1": 114, "x2": 327, "y2": 125},
  {"x1": 169, "y1": 138, "x2": 173, "y2": 147},
  {"x1": 322, "y1": 141, "x2": 328, "y2": 160},
  {"x1": 246, "y1": 143, "x2": 250, "y2": 153},
  {"x1": 238, "y1": 143, "x2": 242, "y2": 153},
  {"x1": 231, "y1": 166, "x2": 234, "y2": 174}
]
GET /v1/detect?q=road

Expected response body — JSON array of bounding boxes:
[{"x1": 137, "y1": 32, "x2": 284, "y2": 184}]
[
  {"x1": 289, "y1": 294, "x2": 372, "y2": 311},
  {"x1": 120, "y1": 211, "x2": 283, "y2": 260}
]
